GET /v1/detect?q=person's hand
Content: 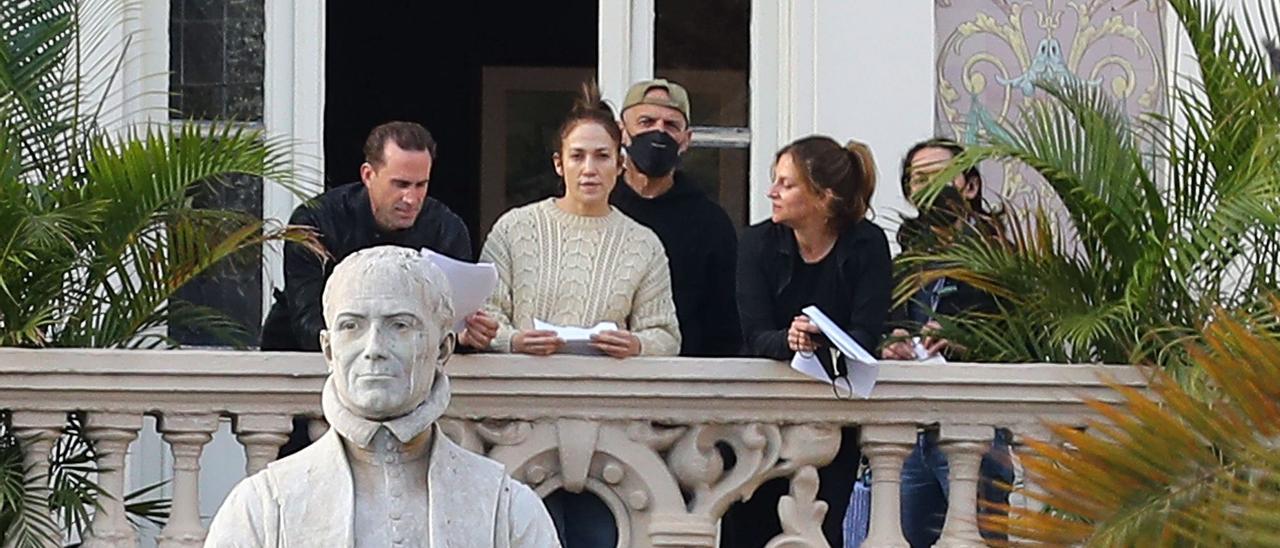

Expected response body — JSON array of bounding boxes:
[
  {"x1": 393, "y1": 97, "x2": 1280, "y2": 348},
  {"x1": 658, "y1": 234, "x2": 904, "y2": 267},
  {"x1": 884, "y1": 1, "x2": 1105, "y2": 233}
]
[
  {"x1": 512, "y1": 329, "x2": 564, "y2": 356},
  {"x1": 590, "y1": 329, "x2": 642, "y2": 358},
  {"x1": 880, "y1": 328, "x2": 916, "y2": 360},
  {"x1": 921, "y1": 320, "x2": 949, "y2": 356},
  {"x1": 459, "y1": 311, "x2": 499, "y2": 349},
  {"x1": 788, "y1": 315, "x2": 821, "y2": 353}
]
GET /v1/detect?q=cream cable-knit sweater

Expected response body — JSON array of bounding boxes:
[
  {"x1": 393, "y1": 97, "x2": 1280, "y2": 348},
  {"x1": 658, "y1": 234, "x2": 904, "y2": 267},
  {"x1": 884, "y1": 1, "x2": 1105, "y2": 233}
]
[{"x1": 481, "y1": 198, "x2": 680, "y2": 355}]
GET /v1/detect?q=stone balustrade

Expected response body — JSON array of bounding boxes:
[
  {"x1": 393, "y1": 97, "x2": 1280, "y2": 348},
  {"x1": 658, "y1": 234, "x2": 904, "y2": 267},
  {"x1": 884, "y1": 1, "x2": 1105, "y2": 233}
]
[{"x1": 0, "y1": 348, "x2": 1147, "y2": 547}]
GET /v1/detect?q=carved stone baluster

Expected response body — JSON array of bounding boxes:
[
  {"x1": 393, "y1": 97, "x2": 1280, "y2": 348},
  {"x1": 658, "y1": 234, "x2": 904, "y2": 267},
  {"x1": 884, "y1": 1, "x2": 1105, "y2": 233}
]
[
  {"x1": 233, "y1": 414, "x2": 292, "y2": 475},
  {"x1": 764, "y1": 465, "x2": 830, "y2": 548},
  {"x1": 156, "y1": 414, "x2": 218, "y2": 548},
  {"x1": 935, "y1": 424, "x2": 993, "y2": 548},
  {"x1": 1008, "y1": 424, "x2": 1054, "y2": 544},
  {"x1": 10, "y1": 411, "x2": 64, "y2": 548},
  {"x1": 82, "y1": 413, "x2": 144, "y2": 548},
  {"x1": 859, "y1": 424, "x2": 915, "y2": 548}
]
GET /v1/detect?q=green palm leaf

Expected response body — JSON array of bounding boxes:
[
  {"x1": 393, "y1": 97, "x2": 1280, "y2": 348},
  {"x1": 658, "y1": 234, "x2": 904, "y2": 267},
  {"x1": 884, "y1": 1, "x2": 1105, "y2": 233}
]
[
  {"x1": 1, "y1": 0, "x2": 322, "y2": 544},
  {"x1": 992, "y1": 300, "x2": 1280, "y2": 545}
]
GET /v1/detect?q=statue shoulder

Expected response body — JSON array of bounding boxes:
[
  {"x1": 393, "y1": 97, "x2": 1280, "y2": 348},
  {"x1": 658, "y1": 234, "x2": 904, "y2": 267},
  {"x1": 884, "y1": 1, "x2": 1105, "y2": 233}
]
[{"x1": 206, "y1": 472, "x2": 280, "y2": 546}]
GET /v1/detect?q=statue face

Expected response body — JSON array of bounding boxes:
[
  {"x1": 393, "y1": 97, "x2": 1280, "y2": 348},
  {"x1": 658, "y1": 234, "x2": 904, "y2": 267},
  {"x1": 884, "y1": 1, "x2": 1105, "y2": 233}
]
[{"x1": 321, "y1": 285, "x2": 448, "y2": 420}]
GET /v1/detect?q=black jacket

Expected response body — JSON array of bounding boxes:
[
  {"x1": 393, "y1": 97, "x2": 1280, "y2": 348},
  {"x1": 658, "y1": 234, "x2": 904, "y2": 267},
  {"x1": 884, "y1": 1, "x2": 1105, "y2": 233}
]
[
  {"x1": 737, "y1": 218, "x2": 892, "y2": 360},
  {"x1": 260, "y1": 183, "x2": 471, "y2": 351},
  {"x1": 891, "y1": 215, "x2": 1000, "y2": 329},
  {"x1": 611, "y1": 172, "x2": 742, "y2": 356},
  {"x1": 893, "y1": 274, "x2": 996, "y2": 328}
]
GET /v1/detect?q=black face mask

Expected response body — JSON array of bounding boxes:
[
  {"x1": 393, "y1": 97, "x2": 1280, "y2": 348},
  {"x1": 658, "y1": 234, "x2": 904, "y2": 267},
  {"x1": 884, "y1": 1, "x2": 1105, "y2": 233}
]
[
  {"x1": 625, "y1": 130, "x2": 681, "y2": 177},
  {"x1": 918, "y1": 185, "x2": 969, "y2": 229},
  {"x1": 898, "y1": 185, "x2": 971, "y2": 251}
]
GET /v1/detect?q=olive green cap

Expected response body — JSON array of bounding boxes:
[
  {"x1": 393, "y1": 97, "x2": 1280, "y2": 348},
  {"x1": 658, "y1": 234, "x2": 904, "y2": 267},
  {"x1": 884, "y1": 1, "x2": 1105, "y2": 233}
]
[{"x1": 622, "y1": 78, "x2": 690, "y2": 122}]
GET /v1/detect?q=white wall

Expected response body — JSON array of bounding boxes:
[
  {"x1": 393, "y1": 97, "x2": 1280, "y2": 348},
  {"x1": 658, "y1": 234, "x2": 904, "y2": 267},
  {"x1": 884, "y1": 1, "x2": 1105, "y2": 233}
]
[{"x1": 814, "y1": 1, "x2": 936, "y2": 243}]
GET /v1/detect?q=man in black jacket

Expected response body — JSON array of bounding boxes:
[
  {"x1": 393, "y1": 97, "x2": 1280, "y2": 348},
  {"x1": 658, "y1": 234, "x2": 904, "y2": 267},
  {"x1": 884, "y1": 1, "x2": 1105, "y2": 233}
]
[
  {"x1": 610, "y1": 79, "x2": 741, "y2": 357},
  {"x1": 260, "y1": 121, "x2": 497, "y2": 351}
]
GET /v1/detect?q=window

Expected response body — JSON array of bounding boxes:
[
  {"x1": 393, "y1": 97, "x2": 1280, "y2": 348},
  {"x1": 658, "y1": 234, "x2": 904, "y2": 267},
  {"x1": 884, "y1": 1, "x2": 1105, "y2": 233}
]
[
  {"x1": 168, "y1": 0, "x2": 266, "y2": 346},
  {"x1": 654, "y1": 0, "x2": 751, "y2": 229}
]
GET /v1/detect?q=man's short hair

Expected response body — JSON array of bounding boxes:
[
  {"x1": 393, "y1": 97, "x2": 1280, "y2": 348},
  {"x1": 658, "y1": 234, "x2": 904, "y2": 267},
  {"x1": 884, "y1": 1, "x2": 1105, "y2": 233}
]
[
  {"x1": 322, "y1": 246, "x2": 454, "y2": 335},
  {"x1": 363, "y1": 121, "x2": 438, "y2": 165}
]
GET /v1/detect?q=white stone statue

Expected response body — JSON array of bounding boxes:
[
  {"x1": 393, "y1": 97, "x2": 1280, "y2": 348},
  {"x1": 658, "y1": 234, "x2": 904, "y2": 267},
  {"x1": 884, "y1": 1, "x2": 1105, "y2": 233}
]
[{"x1": 206, "y1": 246, "x2": 561, "y2": 547}]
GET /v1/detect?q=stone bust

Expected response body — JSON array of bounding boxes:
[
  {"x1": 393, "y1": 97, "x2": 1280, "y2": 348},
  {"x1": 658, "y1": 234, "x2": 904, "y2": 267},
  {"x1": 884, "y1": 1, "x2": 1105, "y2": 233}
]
[{"x1": 207, "y1": 246, "x2": 560, "y2": 547}]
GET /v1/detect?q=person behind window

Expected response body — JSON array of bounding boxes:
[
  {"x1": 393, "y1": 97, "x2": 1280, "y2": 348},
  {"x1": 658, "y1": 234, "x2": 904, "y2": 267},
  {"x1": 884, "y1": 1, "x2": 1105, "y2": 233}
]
[
  {"x1": 260, "y1": 121, "x2": 498, "y2": 353},
  {"x1": 480, "y1": 83, "x2": 680, "y2": 359},
  {"x1": 260, "y1": 121, "x2": 500, "y2": 459},
  {"x1": 882, "y1": 137, "x2": 1012, "y2": 548},
  {"x1": 610, "y1": 78, "x2": 742, "y2": 357},
  {"x1": 479, "y1": 83, "x2": 680, "y2": 548},
  {"x1": 727, "y1": 135, "x2": 891, "y2": 547}
]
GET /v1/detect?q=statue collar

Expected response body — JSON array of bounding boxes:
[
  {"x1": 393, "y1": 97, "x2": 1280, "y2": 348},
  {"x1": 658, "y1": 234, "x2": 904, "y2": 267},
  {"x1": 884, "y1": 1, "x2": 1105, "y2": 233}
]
[{"x1": 321, "y1": 371, "x2": 451, "y2": 449}]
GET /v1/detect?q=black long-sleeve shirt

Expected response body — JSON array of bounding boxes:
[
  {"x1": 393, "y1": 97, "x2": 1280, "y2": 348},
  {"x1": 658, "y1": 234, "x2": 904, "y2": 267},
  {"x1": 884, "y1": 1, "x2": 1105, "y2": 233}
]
[
  {"x1": 736, "y1": 218, "x2": 892, "y2": 360},
  {"x1": 611, "y1": 172, "x2": 742, "y2": 357},
  {"x1": 259, "y1": 182, "x2": 471, "y2": 351}
]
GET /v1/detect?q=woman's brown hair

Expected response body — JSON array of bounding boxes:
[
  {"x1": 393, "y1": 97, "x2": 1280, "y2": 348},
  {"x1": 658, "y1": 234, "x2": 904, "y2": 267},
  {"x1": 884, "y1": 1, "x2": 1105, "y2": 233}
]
[
  {"x1": 553, "y1": 82, "x2": 623, "y2": 156},
  {"x1": 776, "y1": 136, "x2": 877, "y2": 227}
]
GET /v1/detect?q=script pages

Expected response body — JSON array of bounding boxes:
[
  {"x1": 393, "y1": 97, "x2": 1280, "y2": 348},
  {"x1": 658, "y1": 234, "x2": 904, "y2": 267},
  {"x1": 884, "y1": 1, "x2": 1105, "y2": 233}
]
[
  {"x1": 789, "y1": 305, "x2": 880, "y2": 398},
  {"x1": 419, "y1": 249, "x2": 498, "y2": 332}
]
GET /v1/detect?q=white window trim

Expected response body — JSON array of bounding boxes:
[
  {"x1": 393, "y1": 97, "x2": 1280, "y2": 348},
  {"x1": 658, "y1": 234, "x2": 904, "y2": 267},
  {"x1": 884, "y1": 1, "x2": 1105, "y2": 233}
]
[
  {"x1": 750, "y1": 0, "x2": 818, "y2": 223},
  {"x1": 263, "y1": 0, "x2": 326, "y2": 319},
  {"x1": 599, "y1": 0, "x2": 816, "y2": 224},
  {"x1": 598, "y1": 0, "x2": 655, "y2": 106}
]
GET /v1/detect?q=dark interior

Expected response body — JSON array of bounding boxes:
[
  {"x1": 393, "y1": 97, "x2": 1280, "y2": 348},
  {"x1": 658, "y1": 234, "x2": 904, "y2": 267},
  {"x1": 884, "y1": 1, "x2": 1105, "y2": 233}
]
[{"x1": 325, "y1": 2, "x2": 599, "y2": 253}]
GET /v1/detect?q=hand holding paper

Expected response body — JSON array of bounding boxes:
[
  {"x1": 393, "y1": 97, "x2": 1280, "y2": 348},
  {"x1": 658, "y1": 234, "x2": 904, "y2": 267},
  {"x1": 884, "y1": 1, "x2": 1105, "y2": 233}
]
[
  {"x1": 419, "y1": 248, "x2": 498, "y2": 332},
  {"x1": 533, "y1": 319, "x2": 620, "y2": 355},
  {"x1": 787, "y1": 306, "x2": 880, "y2": 398}
]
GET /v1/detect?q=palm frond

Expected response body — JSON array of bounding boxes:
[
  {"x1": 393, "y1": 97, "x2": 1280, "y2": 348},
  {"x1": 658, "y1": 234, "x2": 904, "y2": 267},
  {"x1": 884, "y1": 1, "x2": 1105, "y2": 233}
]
[
  {"x1": 895, "y1": 0, "x2": 1280, "y2": 377},
  {"x1": 990, "y1": 301, "x2": 1280, "y2": 545}
]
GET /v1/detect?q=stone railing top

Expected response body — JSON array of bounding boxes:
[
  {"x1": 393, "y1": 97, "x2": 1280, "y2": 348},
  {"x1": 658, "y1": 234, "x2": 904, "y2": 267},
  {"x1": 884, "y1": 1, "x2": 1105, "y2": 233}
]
[{"x1": 0, "y1": 348, "x2": 1148, "y2": 430}]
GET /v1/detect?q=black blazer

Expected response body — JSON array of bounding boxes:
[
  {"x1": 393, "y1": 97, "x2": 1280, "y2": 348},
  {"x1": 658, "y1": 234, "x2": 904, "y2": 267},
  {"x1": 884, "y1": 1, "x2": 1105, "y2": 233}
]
[{"x1": 736, "y1": 218, "x2": 893, "y2": 360}]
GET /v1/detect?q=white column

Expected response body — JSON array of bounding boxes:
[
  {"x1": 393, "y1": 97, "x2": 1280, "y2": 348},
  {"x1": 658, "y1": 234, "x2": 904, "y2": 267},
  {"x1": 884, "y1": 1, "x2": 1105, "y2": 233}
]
[
  {"x1": 859, "y1": 424, "x2": 914, "y2": 548},
  {"x1": 156, "y1": 414, "x2": 219, "y2": 548},
  {"x1": 1012, "y1": 425, "x2": 1053, "y2": 515},
  {"x1": 598, "y1": 0, "x2": 655, "y2": 107},
  {"x1": 10, "y1": 411, "x2": 64, "y2": 548},
  {"x1": 82, "y1": 413, "x2": 144, "y2": 548},
  {"x1": 233, "y1": 413, "x2": 293, "y2": 475},
  {"x1": 262, "y1": 0, "x2": 326, "y2": 319},
  {"x1": 812, "y1": 0, "x2": 936, "y2": 250},
  {"x1": 935, "y1": 424, "x2": 993, "y2": 548},
  {"x1": 748, "y1": 0, "x2": 818, "y2": 223}
]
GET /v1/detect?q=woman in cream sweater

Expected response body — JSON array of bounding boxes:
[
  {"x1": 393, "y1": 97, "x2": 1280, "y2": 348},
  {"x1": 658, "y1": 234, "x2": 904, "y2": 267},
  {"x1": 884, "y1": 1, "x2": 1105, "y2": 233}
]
[{"x1": 481, "y1": 87, "x2": 680, "y2": 357}]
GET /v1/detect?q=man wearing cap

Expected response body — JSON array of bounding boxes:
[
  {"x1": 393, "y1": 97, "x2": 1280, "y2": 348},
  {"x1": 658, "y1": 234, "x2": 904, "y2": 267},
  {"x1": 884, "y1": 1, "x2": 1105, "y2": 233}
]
[{"x1": 612, "y1": 78, "x2": 741, "y2": 357}]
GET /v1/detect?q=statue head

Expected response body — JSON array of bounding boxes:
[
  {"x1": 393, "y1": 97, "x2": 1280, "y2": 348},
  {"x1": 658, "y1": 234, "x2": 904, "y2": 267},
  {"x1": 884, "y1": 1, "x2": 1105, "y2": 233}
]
[{"x1": 319, "y1": 246, "x2": 456, "y2": 420}]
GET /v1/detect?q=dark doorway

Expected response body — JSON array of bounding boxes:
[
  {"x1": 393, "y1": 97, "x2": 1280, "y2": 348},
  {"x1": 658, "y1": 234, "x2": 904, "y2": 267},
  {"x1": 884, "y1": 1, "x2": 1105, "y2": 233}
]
[{"x1": 325, "y1": 3, "x2": 598, "y2": 254}]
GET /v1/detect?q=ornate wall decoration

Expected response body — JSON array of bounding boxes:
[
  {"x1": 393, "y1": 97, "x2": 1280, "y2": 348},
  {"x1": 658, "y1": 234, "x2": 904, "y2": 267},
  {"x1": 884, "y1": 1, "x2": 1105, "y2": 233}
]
[{"x1": 934, "y1": 0, "x2": 1165, "y2": 202}]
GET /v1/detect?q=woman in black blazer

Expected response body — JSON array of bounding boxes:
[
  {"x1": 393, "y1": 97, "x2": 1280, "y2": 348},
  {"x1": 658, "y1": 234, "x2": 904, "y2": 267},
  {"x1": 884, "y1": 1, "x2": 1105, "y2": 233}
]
[{"x1": 723, "y1": 135, "x2": 891, "y2": 548}]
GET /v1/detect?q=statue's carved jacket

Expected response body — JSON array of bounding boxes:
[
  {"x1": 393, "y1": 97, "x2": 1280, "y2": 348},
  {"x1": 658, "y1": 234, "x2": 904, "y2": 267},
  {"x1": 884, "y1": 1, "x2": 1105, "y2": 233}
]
[{"x1": 205, "y1": 426, "x2": 560, "y2": 547}]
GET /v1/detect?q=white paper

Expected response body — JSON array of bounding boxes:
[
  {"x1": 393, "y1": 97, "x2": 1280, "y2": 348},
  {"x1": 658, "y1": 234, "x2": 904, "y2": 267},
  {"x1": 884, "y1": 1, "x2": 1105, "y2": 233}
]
[
  {"x1": 533, "y1": 319, "x2": 619, "y2": 355},
  {"x1": 788, "y1": 305, "x2": 881, "y2": 398},
  {"x1": 913, "y1": 337, "x2": 948, "y2": 364},
  {"x1": 420, "y1": 248, "x2": 498, "y2": 332}
]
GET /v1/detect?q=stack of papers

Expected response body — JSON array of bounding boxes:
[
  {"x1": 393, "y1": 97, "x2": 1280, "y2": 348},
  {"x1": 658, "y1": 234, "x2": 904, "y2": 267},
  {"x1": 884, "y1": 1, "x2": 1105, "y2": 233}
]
[
  {"x1": 533, "y1": 319, "x2": 618, "y2": 355},
  {"x1": 419, "y1": 249, "x2": 498, "y2": 332},
  {"x1": 790, "y1": 306, "x2": 880, "y2": 398}
]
